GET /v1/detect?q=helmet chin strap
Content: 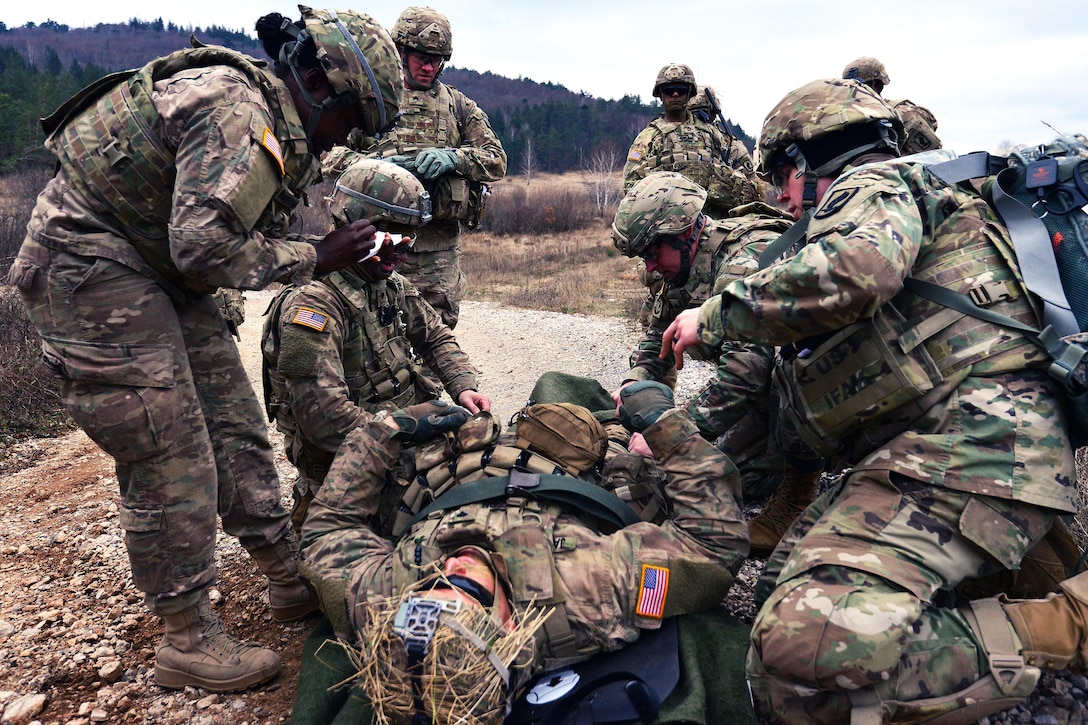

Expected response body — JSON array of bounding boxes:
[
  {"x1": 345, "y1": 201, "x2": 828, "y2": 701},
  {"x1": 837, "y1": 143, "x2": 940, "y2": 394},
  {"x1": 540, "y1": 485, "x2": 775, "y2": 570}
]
[{"x1": 669, "y1": 214, "x2": 705, "y2": 287}]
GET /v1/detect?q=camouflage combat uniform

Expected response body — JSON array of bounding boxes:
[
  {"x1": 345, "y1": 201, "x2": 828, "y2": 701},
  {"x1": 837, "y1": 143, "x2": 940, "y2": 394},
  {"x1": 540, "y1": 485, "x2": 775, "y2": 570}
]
[
  {"x1": 8, "y1": 47, "x2": 324, "y2": 616},
  {"x1": 214, "y1": 287, "x2": 246, "y2": 339},
  {"x1": 298, "y1": 407, "x2": 747, "y2": 668},
  {"x1": 323, "y1": 81, "x2": 506, "y2": 329},
  {"x1": 261, "y1": 268, "x2": 479, "y2": 529},
  {"x1": 691, "y1": 157, "x2": 1078, "y2": 721},
  {"x1": 624, "y1": 113, "x2": 762, "y2": 220},
  {"x1": 624, "y1": 203, "x2": 797, "y2": 495}
]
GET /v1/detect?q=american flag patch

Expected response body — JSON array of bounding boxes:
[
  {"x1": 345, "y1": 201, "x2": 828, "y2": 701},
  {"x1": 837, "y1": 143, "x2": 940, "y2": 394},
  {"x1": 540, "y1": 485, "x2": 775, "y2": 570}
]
[
  {"x1": 291, "y1": 307, "x2": 329, "y2": 332},
  {"x1": 261, "y1": 127, "x2": 285, "y2": 175},
  {"x1": 635, "y1": 564, "x2": 669, "y2": 619},
  {"x1": 628, "y1": 150, "x2": 643, "y2": 161}
]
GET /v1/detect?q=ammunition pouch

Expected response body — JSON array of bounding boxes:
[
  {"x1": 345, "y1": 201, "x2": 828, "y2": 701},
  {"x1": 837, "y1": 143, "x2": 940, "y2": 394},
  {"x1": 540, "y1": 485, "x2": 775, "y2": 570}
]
[
  {"x1": 422, "y1": 174, "x2": 489, "y2": 229},
  {"x1": 774, "y1": 304, "x2": 964, "y2": 457}
]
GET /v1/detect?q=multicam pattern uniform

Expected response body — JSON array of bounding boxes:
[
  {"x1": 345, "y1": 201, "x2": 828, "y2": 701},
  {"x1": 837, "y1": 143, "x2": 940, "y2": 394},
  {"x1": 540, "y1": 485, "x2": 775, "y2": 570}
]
[
  {"x1": 8, "y1": 48, "x2": 324, "y2": 615},
  {"x1": 625, "y1": 203, "x2": 795, "y2": 495},
  {"x1": 262, "y1": 269, "x2": 478, "y2": 501},
  {"x1": 691, "y1": 157, "x2": 1078, "y2": 721},
  {"x1": 323, "y1": 82, "x2": 507, "y2": 328},
  {"x1": 624, "y1": 114, "x2": 762, "y2": 220},
  {"x1": 298, "y1": 408, "x2": 747, "y2": 666}
]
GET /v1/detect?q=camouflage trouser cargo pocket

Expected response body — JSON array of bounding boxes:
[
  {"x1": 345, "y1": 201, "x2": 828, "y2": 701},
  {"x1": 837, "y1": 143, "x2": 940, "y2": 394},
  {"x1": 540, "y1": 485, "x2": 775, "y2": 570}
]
[
  {"x1": 118, "y1": 505, "x2": 169, "y2": 593},
  {"x1": 42, "y1": 336, "x2": 177, "y2": 463}
]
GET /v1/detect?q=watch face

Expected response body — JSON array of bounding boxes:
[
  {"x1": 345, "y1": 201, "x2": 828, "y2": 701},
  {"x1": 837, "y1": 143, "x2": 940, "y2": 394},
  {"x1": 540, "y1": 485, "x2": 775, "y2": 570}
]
[{"x1": 526, "y1": 669, "x2": 580, "y2": 704}]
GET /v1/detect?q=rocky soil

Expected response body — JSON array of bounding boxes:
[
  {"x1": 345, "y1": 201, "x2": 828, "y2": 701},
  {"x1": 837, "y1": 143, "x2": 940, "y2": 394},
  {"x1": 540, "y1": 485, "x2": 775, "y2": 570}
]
[{"x1": 0, "y1": 291, "x2": 1084, "y2": 724}]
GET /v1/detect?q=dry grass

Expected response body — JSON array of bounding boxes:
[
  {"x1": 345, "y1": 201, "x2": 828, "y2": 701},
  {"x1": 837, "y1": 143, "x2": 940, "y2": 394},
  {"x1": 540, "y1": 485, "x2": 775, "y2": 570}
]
[{"x1": 461, "y1": 227, "x2": 644, "y2": 318}]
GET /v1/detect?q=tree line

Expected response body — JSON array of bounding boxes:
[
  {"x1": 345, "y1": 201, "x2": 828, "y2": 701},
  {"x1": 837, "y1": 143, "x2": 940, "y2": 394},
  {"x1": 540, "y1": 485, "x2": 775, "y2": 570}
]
[{"x1": 0, "y1": 19, "x2": 754, "y2": 176}]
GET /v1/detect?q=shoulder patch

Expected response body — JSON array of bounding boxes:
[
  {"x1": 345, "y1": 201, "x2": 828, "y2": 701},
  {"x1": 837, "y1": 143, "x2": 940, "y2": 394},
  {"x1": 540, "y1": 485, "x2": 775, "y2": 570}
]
[
  {"x1": 814, "y1": 186, "x2": 859, "y2": 220},
  {"x1": 635, "y1": 564, "x2": 670, "y2": 619},
  {"x1": 290, "y1": 307, "x2": 330, "y2": 332},
  {"x1": 628, "y1": 149, "x2": 643, "y2": 162},
  {"x1": 260, "y1": 127, "x2": 285, "y2": 175}
]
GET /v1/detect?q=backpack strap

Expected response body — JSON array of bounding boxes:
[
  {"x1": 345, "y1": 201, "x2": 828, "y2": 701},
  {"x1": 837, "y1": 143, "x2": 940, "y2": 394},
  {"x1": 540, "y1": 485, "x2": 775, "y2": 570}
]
[
  {"x1": 904, "y1": 278, "x2": 1088, "y2": 393},
  {"x1": 397, "y1": 470, "x2": 642, "y2": 540},
  {"x1": 758, "y1": 209, "x2": 812, "y2": 270},
  {"x1": 930, "y1": 153, "x2": 1080, "y2": 338}
]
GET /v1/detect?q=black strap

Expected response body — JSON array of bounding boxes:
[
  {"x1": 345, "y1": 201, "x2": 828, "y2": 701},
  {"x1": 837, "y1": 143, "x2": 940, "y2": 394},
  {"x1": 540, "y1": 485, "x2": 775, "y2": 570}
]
[
  {"x1": 758, "y1": 210, "x2": 812, "y2": 270},
  {"x1": 399, "y1": 472, "x2": 641, "y2": 539}
]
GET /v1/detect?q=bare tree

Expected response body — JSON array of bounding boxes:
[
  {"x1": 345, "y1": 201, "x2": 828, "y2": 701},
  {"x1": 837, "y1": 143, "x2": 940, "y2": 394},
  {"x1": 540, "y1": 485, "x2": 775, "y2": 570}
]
[
  {"x1": 584, "y1": 144, "x2": 623, "y2": 214},
  {"x1": 521, "y1": 134, "x2": 536, "y2": 186}
]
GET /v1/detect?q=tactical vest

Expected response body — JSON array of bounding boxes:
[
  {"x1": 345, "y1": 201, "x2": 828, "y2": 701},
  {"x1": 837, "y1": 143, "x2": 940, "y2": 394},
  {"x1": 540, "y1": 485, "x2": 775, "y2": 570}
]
[
  {"x1": 263, "y1": 272, "x2": 434, "y2": 479},
  {"x1": 643, "y1": 117, "x2": 757, "y2": 215},
  {"x1": 42, "y1": 46, "x2": 319, "y2": 292},
  {"x1": 774, "y1": 170, "x2": 1044, "y2": 458},
  {"x1": 366, "y1": 83, "x2": 486, "y2": 230},
  {"x1": 386, "y1": 426, "x2": 663, "y2": 667}
]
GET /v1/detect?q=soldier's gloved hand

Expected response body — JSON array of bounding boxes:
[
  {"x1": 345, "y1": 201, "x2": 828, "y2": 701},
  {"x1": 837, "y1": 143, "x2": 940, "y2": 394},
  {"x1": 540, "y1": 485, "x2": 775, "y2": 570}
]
[
  {"x1": 618, "y1": 381, "x2": 675, "y2": 433},
  {"x1": 385, "y1": 154, "x2": 418, "y2": 171},
  {"x1": 391, "y1": 400, "x2": 471, "y2": 442},
  {"x1": 413, "y1": 148, "x2": 458, "y2": 179}
]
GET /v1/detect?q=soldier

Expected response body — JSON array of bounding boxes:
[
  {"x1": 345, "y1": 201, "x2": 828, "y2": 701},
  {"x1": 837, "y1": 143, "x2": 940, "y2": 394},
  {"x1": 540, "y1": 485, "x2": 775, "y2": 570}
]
[
  {"x1": 610, "y1": 171, "x2": 823, "y2": 556},
  {"x1": 843, "y1": 56, "x2": 942, "y2": 155},
  {"x1": 298, "y1": 382, "x2": 749, "y2": 722},
  {"x1": 6, "y1": 7, "x2": 402, "y2": 693},
  {"x1": 662, "y1": 78, "x2": 1079, "y2": 723},
  {"x1": 623, "y1": 63, "x2": 762, "y2": 221},
  {"x1": 323, "y1": 5, "x2": 507, "y2": 330},
  {"x1": 261, "y1": 157, "x2": 490, "y2": 536}
]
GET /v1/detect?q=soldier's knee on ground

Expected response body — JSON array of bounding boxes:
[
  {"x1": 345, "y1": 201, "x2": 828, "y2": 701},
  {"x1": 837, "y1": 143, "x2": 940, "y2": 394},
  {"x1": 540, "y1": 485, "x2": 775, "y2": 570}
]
[{"x1": 753, "y1": 571, "x2": 922, "y2": 690}]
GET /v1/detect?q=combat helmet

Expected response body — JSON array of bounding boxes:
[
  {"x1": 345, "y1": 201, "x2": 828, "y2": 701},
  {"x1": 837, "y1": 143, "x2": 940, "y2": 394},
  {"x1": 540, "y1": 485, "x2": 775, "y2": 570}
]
[
  {"x1": 284, "y1": 7, "x2": 401, "y2": 142},
  {"x1": 758, "y1": 77, "x2": 902, "y2": 209},
  {"x1": 652, "y1": 63, "x2": 697, "y2": 97},
  {"x1": 329, "y1": 157, "x2": 433, "y2": 235},
  {"x1": 612, "y1": 171, "x2": 707, "y2": 258},
  {"x1": 842, "y1": 57, "x2": 891, "y2": 88},
  {"x1": 392, "y1": 6, "x2": 454, "y2": 59},
  {"x1": 354, "y1": 569, "x2": 547, "y2": 724}
]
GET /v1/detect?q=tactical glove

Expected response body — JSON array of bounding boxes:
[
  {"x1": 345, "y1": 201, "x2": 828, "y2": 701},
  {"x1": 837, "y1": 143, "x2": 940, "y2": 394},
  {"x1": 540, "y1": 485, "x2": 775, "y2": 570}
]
[
  {"x1": 618, "y1": 381, "x2": 675, "y2": 433},
  {"x1": 413, "y1": 148, "x2": 458, "y2": 179},
  {"x1": 385, "y1": 154, "x2": 416, "y2": 170},
  {"x1": 391, "y1": 400, "x2": 471, "y2": 442}
]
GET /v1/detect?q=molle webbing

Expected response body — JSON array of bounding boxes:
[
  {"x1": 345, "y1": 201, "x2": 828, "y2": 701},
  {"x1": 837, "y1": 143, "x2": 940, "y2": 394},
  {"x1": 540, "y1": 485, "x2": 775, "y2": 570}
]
[{"x1": 392, "y1": 445, "x2": 577, "y2": 538}]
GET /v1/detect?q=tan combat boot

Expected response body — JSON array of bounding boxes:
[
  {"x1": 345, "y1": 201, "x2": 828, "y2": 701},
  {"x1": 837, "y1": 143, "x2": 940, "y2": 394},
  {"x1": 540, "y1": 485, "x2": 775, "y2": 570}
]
[
  {"x1": 1000, "y1": 567, "x2": 1088, "y2": 670},
  {"x1": 747, "y1": 466, "x2": 820, "y2": 558},
  {"x1": 249, "y1": 538, "x2": 320, "y2": 622},
  {"x1": 155, "y1": 595, "x2": 282, "y2": 692}
]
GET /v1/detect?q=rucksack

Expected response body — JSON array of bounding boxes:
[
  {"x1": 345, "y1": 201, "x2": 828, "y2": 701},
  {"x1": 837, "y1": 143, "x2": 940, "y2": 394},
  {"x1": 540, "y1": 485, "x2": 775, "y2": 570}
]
[{"x1": 910, "y1": 134, "x2": 1088, "y2": 442}]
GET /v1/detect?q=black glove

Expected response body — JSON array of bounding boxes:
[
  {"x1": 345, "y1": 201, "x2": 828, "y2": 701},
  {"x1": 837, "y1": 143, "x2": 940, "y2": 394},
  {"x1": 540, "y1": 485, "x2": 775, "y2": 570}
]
[
  {"x1": 618, "y1": 381, "x2": 675, "y2": 433},
  {"x1": 391, "y1": 400, "x2": 471, "y2": 442}
]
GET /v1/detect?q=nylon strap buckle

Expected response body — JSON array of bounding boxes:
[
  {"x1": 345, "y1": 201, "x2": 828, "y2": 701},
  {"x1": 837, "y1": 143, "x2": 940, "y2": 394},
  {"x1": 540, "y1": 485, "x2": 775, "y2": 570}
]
[{"x1": 506, "y1": 469, "x2": 541, "y2": 496}]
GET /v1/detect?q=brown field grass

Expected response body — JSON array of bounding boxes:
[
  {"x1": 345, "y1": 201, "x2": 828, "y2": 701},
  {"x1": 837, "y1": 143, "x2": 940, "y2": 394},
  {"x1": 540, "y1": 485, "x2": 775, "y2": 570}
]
[{"x1": 461, "y1": 226, "x2": 644, "y2": 318}]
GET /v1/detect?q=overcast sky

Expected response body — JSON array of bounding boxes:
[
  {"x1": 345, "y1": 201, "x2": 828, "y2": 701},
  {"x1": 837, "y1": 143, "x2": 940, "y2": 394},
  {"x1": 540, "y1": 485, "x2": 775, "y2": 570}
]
[{"x1": 6, "y1": 0, "x2": 1087, "y2": 154}]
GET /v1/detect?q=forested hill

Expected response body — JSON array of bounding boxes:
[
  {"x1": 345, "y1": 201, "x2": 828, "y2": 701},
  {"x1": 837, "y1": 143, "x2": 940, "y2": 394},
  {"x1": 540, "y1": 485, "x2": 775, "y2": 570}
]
[{"x1": 0, "y1": 19, "x2": 755, "y2": 174}]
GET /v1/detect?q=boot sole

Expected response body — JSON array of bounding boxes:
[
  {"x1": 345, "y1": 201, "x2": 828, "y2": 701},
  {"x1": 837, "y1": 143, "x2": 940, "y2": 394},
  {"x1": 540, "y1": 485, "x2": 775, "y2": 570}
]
[{"x1": 155, "y1": 660, "x2": 282, "y2": 693}]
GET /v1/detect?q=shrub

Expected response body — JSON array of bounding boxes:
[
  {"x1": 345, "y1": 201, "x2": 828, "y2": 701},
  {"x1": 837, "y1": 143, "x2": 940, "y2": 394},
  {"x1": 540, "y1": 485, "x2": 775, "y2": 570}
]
[
  {"x1": 0, "y1": 287, "x2": 70, "y2": 442},
  {"x1": 480, "y1": 182, "x2": 613, "y2": 236},
  {"x1": 0, "y1": 166, "x2": 50, "y2": 278}
]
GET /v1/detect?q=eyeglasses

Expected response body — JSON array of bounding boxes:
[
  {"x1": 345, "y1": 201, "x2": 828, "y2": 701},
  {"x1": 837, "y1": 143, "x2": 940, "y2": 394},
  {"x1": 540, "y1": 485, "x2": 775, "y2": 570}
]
[
  {"x1": 658, "y1": 84, "x2": 691, "y2": 97},
  {"x1": 410, "y1": 50, "x2": 445, "y2": 68}
]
